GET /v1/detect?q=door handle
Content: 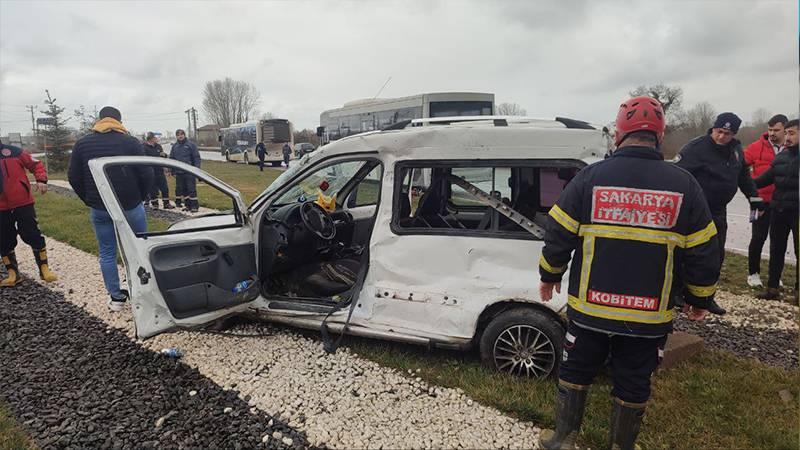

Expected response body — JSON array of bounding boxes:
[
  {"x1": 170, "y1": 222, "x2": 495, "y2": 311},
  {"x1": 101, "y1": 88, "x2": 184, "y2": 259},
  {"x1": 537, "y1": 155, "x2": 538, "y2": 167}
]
[{"x1": 200, "y1": 245, "x2": 216, "y2": 256}]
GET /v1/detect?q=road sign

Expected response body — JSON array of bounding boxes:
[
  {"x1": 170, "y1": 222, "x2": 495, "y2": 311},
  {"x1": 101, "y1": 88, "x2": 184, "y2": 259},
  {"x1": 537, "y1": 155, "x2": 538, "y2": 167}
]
[{"x1": 36, "y1": 117, "x2": 56, "y2": 126}]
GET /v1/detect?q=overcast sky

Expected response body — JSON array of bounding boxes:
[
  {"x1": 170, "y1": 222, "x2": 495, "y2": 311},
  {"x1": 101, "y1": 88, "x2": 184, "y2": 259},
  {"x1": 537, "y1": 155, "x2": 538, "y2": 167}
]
[{"x1": 1, "y1": 0, "x2": 797, "y2": 137}]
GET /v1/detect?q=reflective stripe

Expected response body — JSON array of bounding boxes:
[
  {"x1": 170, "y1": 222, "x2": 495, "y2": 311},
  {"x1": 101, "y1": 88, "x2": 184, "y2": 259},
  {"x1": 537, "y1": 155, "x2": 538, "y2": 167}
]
[
  {"x1": 578, "y1": 235, "x2": 595, "y2": 301},
  {"x1": 685, "y1": 221, "x2": 718, "y2": 248},
  {"x1": 579, "y1": 224, "x2": 685, "y2": 247},
  {"x1": 659, "y1": 244, "x2": 675, "y2": 313},
  {"x1": 686, "y1": 283, "x2": 717, "y2": 297},
  {"x1": 539, "y1": 255, "x2": 566, "y2": 274},
  {"x1": 569, "y1": 295, "x2": 674, "y2": 324},
  {"x1": 549, "y1": 205, "x2": 579, "y2": 234}
]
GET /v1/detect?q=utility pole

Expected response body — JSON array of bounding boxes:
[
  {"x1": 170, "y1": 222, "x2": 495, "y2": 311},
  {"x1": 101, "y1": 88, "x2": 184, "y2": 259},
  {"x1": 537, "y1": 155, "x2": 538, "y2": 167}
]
[
  {"x1": 190, "y1": 107, "x2": 198, "y2": 141},
  {"x1": 26, "y1": 105, "x2": 36, "y2": 149},
  {"x1": 185, "y1": 108, "x2": 192, "y2": 138}
]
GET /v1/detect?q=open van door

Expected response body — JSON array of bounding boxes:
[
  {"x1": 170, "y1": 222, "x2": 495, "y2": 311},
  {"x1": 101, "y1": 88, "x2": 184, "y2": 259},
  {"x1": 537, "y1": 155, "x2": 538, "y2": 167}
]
[{"x1": 88, "y1": 156, "x2": 260, "y2": 339}]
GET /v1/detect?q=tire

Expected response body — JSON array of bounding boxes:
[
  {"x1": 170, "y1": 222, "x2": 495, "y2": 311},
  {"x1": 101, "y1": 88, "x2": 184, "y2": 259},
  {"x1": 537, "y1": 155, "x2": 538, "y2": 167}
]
[
  {"x1": 271, "y1": 161, "x2": 281, "y2": 167},
  {"x1": 479, "y1": 307, "x2": 564, "y2": 378}
]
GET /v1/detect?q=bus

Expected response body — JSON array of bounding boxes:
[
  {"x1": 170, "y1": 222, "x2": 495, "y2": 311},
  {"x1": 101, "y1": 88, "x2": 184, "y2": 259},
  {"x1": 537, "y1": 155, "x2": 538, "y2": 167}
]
[
  {"x1": 219, "y1": 119, "x2": 294, "y2": 165},
  {"x1": 319, "y1": 92, "x2": 494, "y2": 143}
]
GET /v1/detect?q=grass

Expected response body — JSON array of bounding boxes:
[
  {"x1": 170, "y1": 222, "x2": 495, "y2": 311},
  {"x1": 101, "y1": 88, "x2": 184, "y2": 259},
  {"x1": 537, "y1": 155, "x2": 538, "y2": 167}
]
[
  {"x1": 722, "y1": 251, "x2": 797, "y2": 298},
  {"x1": 0, "y1": 402, "x2": 35, "y2": 450},
  {"x1": 47, "y1": 160, "x2": 282, "y2": 211},
  {"x1": 349, "y1": 339, "x2": 799, "y2": 450},
  {"x1": 33, "y1": 192, "x2": 170, "y2": 255}
]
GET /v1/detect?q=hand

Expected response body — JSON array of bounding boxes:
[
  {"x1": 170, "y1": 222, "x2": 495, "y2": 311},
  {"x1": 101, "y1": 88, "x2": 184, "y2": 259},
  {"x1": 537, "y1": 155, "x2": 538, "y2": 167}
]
[
  {"x1": 539, "y1": 281, "x2": 561, "y2": 302},
  {"x1": 682, "y1": 304, "x2": 708, "y2": 321},
  {"x1": 35, "y1": 183, "x2": 48, "y2": 194}
]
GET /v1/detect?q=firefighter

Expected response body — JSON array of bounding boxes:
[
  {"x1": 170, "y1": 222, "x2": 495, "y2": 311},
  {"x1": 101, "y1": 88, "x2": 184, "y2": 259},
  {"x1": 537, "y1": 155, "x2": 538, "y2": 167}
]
[
  {"x1": 0, "y1": 139, "x2": 57, "y2": 287},
  {"x1": 538, "y1": 96, "x2": 720, "y2": 450},
  {"x1": 169, "y1": 129, "x2": 201, "y2": 212}
]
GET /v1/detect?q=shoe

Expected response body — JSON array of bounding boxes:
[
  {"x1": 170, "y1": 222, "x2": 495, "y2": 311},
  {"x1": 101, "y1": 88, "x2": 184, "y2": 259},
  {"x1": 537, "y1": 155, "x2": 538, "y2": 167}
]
[
  {"x1": 108, "y1": 289, "x2": 129, "y2": 312},
  {"x1": 747, "y1": 273, "x2": 763, "y2": 287},
  {"x1": 162, "y1": 200, "x2": 174, "y2": 209},
  {"x1": 757, "y1": 288, "x2": 780, "y2": 301},
  {"x1": 175, "y1": 199, "x2": 183, "y2": 209},
  {"x1": 540, "y1": 381, "x2": 589, "y2": 450},
  {"x1": 0, "y1": 252, "x2": 22, "y2": 287},
  {"x1": 706, "y1": 298, "x2": 726, "y2": 315},
  {"x1": 33, "y1": 248, "x2": 58, "y2": 282},
  {"x1": 609, "y1": 397, "x2": 646, "y2": 450}
]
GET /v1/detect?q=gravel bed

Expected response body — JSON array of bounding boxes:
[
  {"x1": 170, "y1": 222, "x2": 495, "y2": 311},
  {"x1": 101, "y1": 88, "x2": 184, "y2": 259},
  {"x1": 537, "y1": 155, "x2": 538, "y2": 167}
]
[
  {"x1": 7, "y1": 237, "x2": 543, "y2": 449},
  {"x1": 0, "y1": 279, "x2": 309, "y2": 449}
]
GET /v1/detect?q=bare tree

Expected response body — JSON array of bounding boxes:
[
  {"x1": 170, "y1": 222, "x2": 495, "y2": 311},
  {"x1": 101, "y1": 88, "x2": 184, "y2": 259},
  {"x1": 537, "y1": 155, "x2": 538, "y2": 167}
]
[
  {"x1": 496, "y1": 102, "x2": 527, "y2": 116},
  {"x1": 684, "y1": 101, "x2": 717, "y2": 134},
  {"x1": 629, "y1": 84, "x2": 683, "y2": 122},
  {"x1": 202, "y1": 78, "x2": 261, "y2": 127},
  {"x1": 260, "y1": 111, "x2": 276, "y2": 120},
  {"x1": 751, "y1": 108, "x2": 771, "y2": 127},
  {"x1": 73, "y1": 105, "x2": 97, "y2": 137}
]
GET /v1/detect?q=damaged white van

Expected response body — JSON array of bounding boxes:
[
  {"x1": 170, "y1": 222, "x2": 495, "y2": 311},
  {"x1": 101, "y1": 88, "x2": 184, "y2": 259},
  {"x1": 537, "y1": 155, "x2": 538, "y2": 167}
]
[{"x1": 89, "y1": 117, "x2": 609, "y2": 378}]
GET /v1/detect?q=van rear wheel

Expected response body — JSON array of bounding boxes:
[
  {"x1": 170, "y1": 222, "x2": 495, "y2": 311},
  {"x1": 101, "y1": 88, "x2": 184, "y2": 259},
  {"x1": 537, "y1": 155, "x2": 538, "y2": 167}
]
[{"x1": 479, "y1": 308, "x2": 563, "y2": 378}]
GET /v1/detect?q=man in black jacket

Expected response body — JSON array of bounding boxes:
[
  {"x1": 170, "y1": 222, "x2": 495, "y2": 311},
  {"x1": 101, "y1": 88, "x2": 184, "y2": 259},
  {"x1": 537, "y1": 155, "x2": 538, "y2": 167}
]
[
  {"x1": 169, "y1": 129, "x2": 201, "y2": 212},
  {"x1": 755, "y1": 119, "x2": 799, "y2": 301},
  {"x1": 539, "y1": 96, "x2": 718, "y2": 450},
  {"x1": 68, "y1": 106, "x2": 153, "y2": 311},
  {"x1": 143, "y1": 132, "x2": 173, "y2": 209},
  {"x1": 675, "y1": 112, "x2": 764, "y2": 315}
]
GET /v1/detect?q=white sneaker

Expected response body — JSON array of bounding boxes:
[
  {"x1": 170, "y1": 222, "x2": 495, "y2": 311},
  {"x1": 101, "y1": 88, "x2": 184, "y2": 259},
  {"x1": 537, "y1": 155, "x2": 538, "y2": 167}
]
[
  {"x1": 107, "y1": 298, "x2": 125, "y2": 312},
  {"x1": 747, "y1": 273, "x2": 763, "y2": 287}
]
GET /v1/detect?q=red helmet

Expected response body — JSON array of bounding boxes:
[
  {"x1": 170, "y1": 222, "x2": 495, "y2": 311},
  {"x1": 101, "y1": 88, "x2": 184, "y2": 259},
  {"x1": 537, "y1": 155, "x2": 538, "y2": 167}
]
[{"x1": 614, "y1": 96, "x2": 665, "y2": 146}]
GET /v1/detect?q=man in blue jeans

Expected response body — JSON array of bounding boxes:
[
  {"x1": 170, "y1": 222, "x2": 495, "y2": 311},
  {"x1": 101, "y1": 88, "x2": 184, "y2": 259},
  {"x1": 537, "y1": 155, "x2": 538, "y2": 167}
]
[{"x1": 68, "y1": 106, "x2": 153, "y2": 311}]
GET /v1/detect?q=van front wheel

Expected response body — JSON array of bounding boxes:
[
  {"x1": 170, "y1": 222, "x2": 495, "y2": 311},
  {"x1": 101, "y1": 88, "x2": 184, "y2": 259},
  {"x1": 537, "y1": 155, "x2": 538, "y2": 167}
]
[{"x1": 479, "y1": 308, "x2": 563, "y2": 378}]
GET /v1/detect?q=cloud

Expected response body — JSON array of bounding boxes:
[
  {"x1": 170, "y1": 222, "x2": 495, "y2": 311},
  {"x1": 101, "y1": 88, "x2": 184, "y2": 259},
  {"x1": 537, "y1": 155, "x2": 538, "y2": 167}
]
[{"x1": 0, "y1": 0, "x2": 797, "y2": 136}]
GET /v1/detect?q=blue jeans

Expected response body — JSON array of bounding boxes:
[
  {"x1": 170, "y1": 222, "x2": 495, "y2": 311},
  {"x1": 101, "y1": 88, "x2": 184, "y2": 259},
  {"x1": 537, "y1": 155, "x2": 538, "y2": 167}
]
[{"x1": 90, "y1": 204, "x2": 147, "y2": 300}]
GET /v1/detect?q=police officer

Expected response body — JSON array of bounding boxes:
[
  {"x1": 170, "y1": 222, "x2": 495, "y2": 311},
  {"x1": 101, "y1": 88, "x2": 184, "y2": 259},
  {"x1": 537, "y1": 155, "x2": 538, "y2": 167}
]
[
  {"x1": 143, "y1": 132, "x2": 173, "y2": 209},
  {"x1": 538, "y1": 96, "x2": 720, "y2": 450},
  {"x1": 675, "y1": 112, "x2": 764, "y2": 314},
  {"x1": 169, "y1": 129, "x2": 201, "y2": 212}
]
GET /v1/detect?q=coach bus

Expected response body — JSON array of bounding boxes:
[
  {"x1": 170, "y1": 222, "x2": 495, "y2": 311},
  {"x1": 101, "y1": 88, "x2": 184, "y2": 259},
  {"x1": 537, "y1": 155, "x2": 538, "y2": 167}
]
[
  {"x1": 319, "y1": 92, "x2": 494, "y2": 143},
  {"x1": 220, "y1": 118, "x2": 294, "y2": 165}
]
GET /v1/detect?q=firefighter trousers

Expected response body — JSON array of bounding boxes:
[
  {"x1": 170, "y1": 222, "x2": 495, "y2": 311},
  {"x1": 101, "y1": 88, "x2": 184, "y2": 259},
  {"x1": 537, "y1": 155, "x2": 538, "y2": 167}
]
[{"x1": 558, "y1": 321, "x2": 666, "y2": 404}]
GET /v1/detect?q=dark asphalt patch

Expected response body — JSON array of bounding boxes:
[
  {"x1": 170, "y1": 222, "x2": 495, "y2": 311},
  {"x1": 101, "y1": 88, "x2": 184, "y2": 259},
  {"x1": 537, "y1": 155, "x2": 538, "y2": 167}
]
[{"x1": 0, "y1": 280, "x2": 313, "y2": 449}]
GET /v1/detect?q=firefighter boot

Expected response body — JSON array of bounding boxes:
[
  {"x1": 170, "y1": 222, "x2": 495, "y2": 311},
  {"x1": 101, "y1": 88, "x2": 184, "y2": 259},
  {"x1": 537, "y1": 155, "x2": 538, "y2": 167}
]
[
  {"x1": 150, "y1": 199, "x2": 160, "y2": 209},
  {"x1": 540, "y1": 381, "x2": 589, "y2": 450},
  {"x1": 609, "y1": 397, "x2": 646, "y2": 450},
  {"x1": 33, "y1": 248, "x2": 58, "y2": 282},
  {"x1": 705, "y1": 298, "x2": 726, "y2": 315},
  {"x1": 1, "y1": 252, "x2": 21, "y2": 287},
  {"x1": 175, "y1": 198, "x2": 183, "y2": 209},
  {"x1": 162, "y1": 199, "x2": 174, "y2": 209},
  {"x1": 189, "y1": 198, "x2": 199, "y2": 213}
]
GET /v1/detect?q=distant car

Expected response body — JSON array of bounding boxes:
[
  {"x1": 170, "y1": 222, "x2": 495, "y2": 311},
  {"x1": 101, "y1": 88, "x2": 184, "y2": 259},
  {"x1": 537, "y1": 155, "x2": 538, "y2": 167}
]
[
  {"x1": 294, "y1": 142, "x2": 316, "y2": 157},
  {"x1": 88, "y1": 116, "x2": 612, "y2": 378}
]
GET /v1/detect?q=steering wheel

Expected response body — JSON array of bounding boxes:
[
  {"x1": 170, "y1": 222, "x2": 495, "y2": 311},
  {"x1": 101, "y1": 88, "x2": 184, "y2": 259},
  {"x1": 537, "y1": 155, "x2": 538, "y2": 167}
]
[{"x1": 299, "y1": 201, "x2": 336, "y2": 240}]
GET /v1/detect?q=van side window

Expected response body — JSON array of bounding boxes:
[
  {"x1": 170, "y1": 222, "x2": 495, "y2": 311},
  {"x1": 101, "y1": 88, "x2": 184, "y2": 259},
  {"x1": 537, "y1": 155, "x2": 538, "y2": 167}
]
[{"x1": 394, "y1": 162, "x2": 583, "y2": 238}]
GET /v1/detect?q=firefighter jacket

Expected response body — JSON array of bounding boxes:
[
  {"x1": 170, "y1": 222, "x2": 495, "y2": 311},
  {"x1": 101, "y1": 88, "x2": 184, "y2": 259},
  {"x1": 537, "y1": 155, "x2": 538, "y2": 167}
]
[{"x1": 539, "y1": 146, "x2": 721, "y2": 336}]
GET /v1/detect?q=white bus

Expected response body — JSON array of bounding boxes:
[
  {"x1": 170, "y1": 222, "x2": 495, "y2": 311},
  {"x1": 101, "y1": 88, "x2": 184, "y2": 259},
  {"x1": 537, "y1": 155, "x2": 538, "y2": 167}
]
[
  {"x1": 220, "y1": 119, "x2": 294, "y2": 165},
  {"x1": 319, "y1": 92, "x2": 494, "y2": 143}
]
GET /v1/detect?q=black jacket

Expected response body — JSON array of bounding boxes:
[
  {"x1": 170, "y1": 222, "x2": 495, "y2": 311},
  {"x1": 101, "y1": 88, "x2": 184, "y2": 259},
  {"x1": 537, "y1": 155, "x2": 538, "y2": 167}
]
[
  {"x1": 143, "y1": 142, "x2": 165, "y2": 158},
  {"x1": 675, "y1": 134, "x2": 759, "y2": 215},
  {"x1": 68, "y1": 132, "x2": 153, "y2": 211},
  {"x1": 539, "y1": 146, "x2": 720, "y2": 337},
  {"x1": 169, "y1": 140, "x2": 201, "y2": 172},
  {"x1": 755, "y1": 145, "x2": 799, "y2": 212}
]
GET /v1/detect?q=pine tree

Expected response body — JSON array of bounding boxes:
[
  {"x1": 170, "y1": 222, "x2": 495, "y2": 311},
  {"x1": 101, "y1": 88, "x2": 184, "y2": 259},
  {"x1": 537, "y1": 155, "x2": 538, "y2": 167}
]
[{"x1": 40, "y1": 90, "x2": 72, "y2": 172}]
